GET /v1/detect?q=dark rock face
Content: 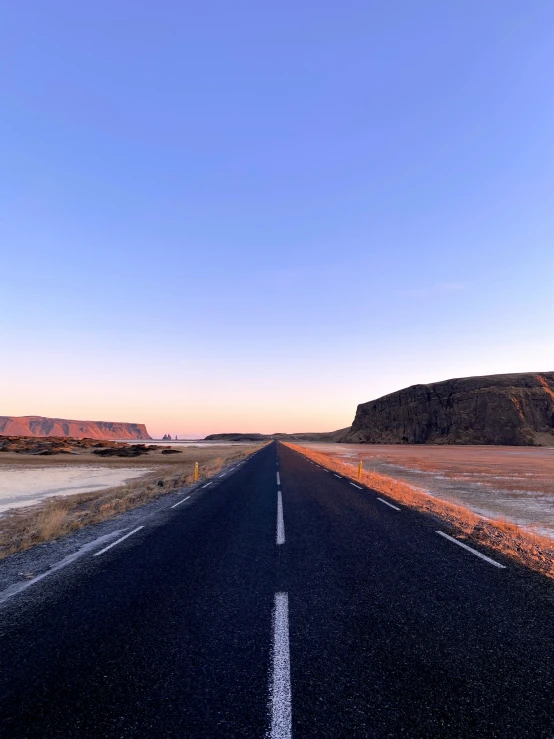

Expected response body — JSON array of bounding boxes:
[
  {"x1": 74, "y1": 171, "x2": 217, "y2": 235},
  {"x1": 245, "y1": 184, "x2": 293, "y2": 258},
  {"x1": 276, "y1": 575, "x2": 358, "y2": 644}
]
[
  {"x1": 342, "y1": 372, "x2": 554, "y2": 446},
  {"x1": 0, "y1": 416, "x2": 151, "y2": 440},
  {"x1": 93, "y1": 444, "x2": 159, "y2": 457},
  {"x1": 0, "y1": 436, "x2": 158, "y2": 455}
]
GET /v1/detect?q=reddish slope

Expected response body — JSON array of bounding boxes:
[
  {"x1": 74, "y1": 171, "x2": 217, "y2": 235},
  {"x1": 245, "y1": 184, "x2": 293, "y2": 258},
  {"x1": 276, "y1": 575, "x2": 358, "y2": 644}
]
[{"x1": 0, "y1": 416, "x2": 151, "y2": 440}]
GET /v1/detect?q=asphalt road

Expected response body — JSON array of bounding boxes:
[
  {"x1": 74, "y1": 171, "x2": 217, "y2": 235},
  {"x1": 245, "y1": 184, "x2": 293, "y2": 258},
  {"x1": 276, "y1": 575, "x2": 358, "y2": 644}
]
[{"x1": 1, "y1": 441, "x2": 554, "y2": 738}]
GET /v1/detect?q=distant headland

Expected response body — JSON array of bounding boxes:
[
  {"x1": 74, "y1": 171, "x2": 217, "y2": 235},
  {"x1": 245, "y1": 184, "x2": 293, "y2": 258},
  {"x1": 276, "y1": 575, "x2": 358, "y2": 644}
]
[{"x1": 0, "y1": 415, "x2": 151, "y2": 441}]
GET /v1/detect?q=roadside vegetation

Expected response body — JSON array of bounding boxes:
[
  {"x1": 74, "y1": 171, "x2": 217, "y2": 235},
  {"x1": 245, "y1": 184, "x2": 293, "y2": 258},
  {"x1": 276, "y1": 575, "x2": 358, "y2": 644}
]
[
  {"x1": 287, "y1": 443, "x2": 554, "y2": 579},
  {"x1": 0, "y1": 445, "x2": 261, "y2": 559}
]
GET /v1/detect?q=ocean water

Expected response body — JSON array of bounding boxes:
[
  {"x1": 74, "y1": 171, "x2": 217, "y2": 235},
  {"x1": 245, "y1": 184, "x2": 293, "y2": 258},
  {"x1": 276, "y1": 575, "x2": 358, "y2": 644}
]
[{"x1": 0, "y1": 466, "x2": 149, "y2": 514}]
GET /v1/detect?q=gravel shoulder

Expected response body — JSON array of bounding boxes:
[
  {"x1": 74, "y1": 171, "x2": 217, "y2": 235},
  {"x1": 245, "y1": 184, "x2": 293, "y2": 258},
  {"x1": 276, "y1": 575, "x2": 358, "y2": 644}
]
[{"x1": 0, "y1": 447, "x2": 259, "y2": 595}]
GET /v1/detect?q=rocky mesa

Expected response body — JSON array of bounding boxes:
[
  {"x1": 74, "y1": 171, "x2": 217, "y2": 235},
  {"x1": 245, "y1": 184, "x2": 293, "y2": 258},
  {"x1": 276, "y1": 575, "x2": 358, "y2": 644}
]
[
  {"x1": 0, "y1": 416, "x2": 151, "y2": 441},
  {"x1": 341, "y1": 372, "x2": 554, "y2": 446}
]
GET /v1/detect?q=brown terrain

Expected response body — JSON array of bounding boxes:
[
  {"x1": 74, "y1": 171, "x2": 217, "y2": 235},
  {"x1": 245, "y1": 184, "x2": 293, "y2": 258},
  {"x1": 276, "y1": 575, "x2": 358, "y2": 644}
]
[
  {"x1": 309, "y1": 442, "x2": 554, "y2": 527},
  {"x1": 287, "y1": 443, "x2": 554, "y2": 579},
  {"x1": 0, "y1": 435, "x2": 165, "y2": 458},
  {"x1": 0, "y1": 416, "x2": 151, "y2": 440},
  {"x1": 341, "y1": 372, "x2": 554, "y2": 445}
]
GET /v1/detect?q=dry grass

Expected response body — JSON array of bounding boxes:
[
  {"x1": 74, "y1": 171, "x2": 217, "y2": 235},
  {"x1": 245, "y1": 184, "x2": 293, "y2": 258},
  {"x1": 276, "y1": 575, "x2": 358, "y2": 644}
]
[
  {"x1": 286, "y1": 443, "x2": 554, "y2": 579},
  {"x1": 0, "y1": 444, "x2": 262, "y2": 559},
  {"x1": 35, "y1": 501, "x2": 72, "y2": 542}
]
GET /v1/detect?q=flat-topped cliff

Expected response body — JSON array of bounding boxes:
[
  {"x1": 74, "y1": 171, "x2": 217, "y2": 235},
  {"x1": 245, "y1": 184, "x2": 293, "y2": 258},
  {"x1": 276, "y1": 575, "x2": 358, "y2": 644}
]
[
  {"x1": 341, "y1": 372, "x2": 554, "y2": 446},
  {"x1": 0, "y1": 416, "x2": 151, "y2": 440}
]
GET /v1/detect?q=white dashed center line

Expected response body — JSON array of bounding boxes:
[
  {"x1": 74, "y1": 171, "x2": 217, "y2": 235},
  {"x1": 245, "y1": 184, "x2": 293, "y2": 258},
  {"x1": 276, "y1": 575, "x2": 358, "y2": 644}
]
[
  {"x1": 202, "y1": 482, "x2": 212, "y2": 488},
  {"x1": 276, "y1": 490, "x2": 285, "y2": 545},
  {"x1": 377, "y1": 497, "x2": 400, "y2": 511},
  {"x1": 276, "y1": 471, "x2": 281, "y2": 485},
  {"x1": 269, "y1": 592, "x2": 292, "y2": 739},
  {"x1": 93, "y1": 527, "x2": 144, "y2": 556},
  {"x1": 333, "y1": 474, "x2": 342, "y2": 479},
  {"x1": 350, "y1": 482, "x2": 362, "y2": 489},
  {"x1": 436, "y1": 531, "x2": 506, "y2": 568},
  {"x1": 171, "y1": 495, "x2": 191, "y2": 509}
]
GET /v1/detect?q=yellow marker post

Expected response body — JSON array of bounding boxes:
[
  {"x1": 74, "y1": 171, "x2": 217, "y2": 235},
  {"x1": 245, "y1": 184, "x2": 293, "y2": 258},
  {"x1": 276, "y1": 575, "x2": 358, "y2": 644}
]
[
  {"x1": 357, "y1": 460, "x2": 363, "y2": 480},
  {"x1": 194, "y1": 462, "x2": 199, "y2": 482}
]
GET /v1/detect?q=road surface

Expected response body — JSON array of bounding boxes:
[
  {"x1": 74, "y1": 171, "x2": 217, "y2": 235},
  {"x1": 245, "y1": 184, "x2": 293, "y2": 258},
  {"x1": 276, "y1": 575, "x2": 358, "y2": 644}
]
[{"x1": 1, "y1": 441, "x2": 554, "y2": 737}]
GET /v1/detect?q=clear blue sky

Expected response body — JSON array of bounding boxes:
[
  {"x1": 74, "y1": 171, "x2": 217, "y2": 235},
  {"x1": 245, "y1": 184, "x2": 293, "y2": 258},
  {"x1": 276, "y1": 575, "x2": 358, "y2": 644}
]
[{"x1": 2, "y1": 1, "x2": 553, "y2": 437}]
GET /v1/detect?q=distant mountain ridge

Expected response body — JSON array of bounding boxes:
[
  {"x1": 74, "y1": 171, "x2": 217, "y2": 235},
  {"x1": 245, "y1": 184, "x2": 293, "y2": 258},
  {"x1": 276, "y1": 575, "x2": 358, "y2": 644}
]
[
  {"x1": 340, "y1": 372, "x2": 554, "y2": 446},
  {"x1": 0, "y1": 416, "x2": 151, "y2": 440},
  {"x1": 204, "y1": 429, "x2": 349, "y2": 442}
]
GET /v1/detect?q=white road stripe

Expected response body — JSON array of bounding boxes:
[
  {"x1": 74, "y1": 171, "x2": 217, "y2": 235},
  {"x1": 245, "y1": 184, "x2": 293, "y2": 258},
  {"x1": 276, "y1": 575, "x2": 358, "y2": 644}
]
[
  {"x1": 276, "y1": 471, "x2": 281, "y2": 485},
  {"x1": 350, "y1": 482, "x2": 362, "y2": 489},
  {"x1": 333, "y1": 474, "x2": 342, "y2": 479},
  {"x1": 436, "y1": 531, "x2": 506, "y2": 568},
  {"x1": 171, "y1": 495, "x2": 191, "y2": 509},
  {"x1": 0, "y1": 532, "x2": 122, "y2": 605},
  {"x1": 377, "y1": 497, "x2": 400, "y2": 511},
  {"x1": 202, "y1": 482, "x2": 212, "y2": 488},
  {"x1": 269, "y1": 592, "x2": 292, "y2": 739},
  {"x1": 93, "y1": 527, "x2": 144, "y2": 556},
  {"x1": 277, "y1": 490, "x2": 285, "y2": 545}
]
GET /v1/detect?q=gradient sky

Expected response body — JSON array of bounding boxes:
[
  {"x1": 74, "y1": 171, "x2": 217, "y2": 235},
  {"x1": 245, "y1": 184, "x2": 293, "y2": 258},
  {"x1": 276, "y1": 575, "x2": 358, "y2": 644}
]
[{"x1": 2, "y1": 2, "x2": 554, "y2": 438}]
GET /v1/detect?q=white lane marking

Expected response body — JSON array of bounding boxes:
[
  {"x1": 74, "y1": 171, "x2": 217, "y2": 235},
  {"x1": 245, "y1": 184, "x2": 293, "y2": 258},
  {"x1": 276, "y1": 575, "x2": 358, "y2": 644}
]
[
  {"x1": 202, "y1": 482, "x2": 212, "y2": 488},
  {"x1": 277, "y1": 490, "x2": 285, "y2": 545},
  {"x1": 377, "y1": 497, "x2": 400, "y2": 511},
  {"x1": 171, "y1": 495, "x2": 191, "y2": 509},
  {"x1": 333, "y1": 474, "x2": 342, "y2": 479},
  {"x1": 276, "y1": 471, "x2": 281, "y2": 485},
  {"x1": 269, "y1": 592, "x2": 292, "y2": 739},
  {"x1": 350, "y1": 482, "x2": 362, "y2": 489},
  {"x1": 0, "y1": 531, "x2": 123, "y2": 605},
  {"x1": 93, "y1": 527, "x2": 144, "y2": 556},
  {"x1": 436, "y1": 531, "x2": 506, "y2": 568},
  {"x1": 218, "y1": 473, "x2": 226, "y2": 477}
]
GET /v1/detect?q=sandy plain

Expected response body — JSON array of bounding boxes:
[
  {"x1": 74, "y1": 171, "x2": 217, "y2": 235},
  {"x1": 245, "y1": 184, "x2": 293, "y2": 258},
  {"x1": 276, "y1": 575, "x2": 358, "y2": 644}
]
[
  {"x1": 307, "y1": 443, "x2": 554, "y2": 537},
  {"x1": 0, "y1": 441, "x2": 261, "y2": 558}
]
